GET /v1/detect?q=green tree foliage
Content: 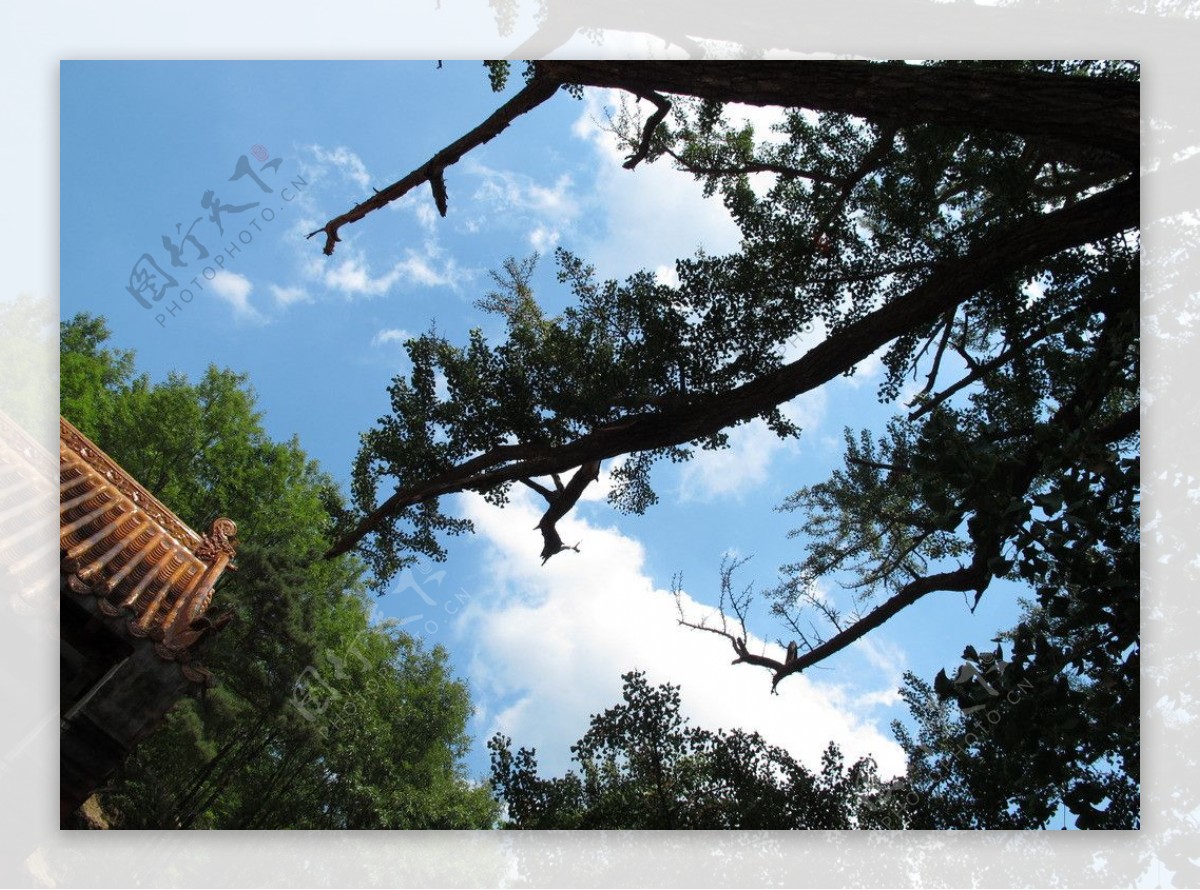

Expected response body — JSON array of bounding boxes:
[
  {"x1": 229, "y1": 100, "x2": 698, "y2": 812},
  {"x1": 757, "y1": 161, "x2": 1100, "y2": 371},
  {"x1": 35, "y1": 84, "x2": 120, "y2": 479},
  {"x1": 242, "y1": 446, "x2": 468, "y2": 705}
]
[
  {"x1": 308, "y1": 61, "x2": 1138, "y2": 827},
  {"x1": 489, "y1": 671, "x2": 886, "y2": 829},
  {"x1": 60, "y1": 314, "x2": 496, "y2": 828},
  {"x1": 882, "y1": 568, "x2": 1138, "y2": 830},
  {"x1": 323, "y1": 60, "x2": 1137, "y2": 656}
]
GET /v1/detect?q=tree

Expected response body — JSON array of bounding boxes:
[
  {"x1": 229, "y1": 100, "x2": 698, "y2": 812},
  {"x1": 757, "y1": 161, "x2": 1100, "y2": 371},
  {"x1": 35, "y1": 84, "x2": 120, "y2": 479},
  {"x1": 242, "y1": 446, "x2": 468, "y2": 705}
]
[
  {"x1": 489, "y1": 670, "x2": 886, "y2": 829},
  {"x1": 318, "y1": 60, "x2": 1138, "y2": 687},
  {"x1": 60, "y1": 314, "x2": 497, "y2": 829},
  {"x1": 882, "y1": 538, "x2": 1138, "y2": 830}
]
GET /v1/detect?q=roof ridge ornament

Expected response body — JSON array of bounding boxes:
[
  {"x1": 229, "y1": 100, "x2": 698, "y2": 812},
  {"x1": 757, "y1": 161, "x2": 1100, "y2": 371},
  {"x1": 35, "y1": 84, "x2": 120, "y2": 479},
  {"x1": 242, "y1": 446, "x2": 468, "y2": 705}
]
[{"x1": 195, "y1": 518, "x2": 238, "y2": 565}]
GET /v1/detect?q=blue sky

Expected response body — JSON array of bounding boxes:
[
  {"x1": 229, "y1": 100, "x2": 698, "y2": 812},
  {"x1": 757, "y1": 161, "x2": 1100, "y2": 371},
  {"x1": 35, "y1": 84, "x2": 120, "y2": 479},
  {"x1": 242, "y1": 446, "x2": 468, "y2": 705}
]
[{"x1": 61, "y1": 60, "x2": 1032, "y2": 782}]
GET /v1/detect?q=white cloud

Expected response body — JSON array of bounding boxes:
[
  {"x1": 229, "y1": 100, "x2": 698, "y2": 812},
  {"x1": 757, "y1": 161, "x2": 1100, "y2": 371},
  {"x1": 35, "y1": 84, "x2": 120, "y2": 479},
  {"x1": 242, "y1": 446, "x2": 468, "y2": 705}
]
[
  {"x1": 286, "y1": 144, "x2": 471, "y2": 302},
  {"x1": 321, "y1": 252, "x2": 402, "y2": 296},
  {"x1": 529, "y1": 225, "x2": 560, "y2": 252},
  {"x1": 396, "y1": 243, "x2": 466, "y2": 288},
  {"x1": 372, "y1": 327, "x2": 412, "y2": 347},
  {"x1": 677, "y1": 387, "x2": 827, "y2": 502},
  {"x1": 209, "y1": 271, "x2": 265, "y2": 323},
  {"x1": 569, "y1": 92, "x2": 790, "y2": 279},
  {"x1": 653, "y1": 264, "x2": 679, "y2": 287},
  {"x1": 451, "y1": 486, "x2": 905, "y2": 779},
  {"x1": 526, "y1": 175, "x2": 577, "y2": 216},
  {"x1": 678, "y1": 419, "x2": 780, "y2": 501},
  {"x1": 306, "y1": 144, "x2": 372, "y2": 191},
  {"x1": 570, "y1": 89, "x2": 744, "y2": 279},
  {"x1": 467, "y1": 162, "x2": 579, "y2": 221},
  {"x1": 851, "y1": 636, "x2": 906, "y2": 710},
  {"x1": 313, "y1": 241, "x2": 467, "y2": 298},
  {"x1": 269, "y1": 284, "x2": 310, "y2": 307},
  {"x1": 413, "y1": 201, "x2": 439, "y2": 233}
]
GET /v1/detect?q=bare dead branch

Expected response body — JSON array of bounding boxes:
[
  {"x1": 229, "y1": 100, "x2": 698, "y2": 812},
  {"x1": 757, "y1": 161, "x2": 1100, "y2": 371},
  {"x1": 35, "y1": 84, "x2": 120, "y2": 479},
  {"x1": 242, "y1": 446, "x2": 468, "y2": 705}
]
[
  {"x1": 804, "y1": 591, "x2": 848, "y2": 637},
  {"x1": 772, "y1": 605, "x2": 819, "y2": 652},
  {"x1": 718, "y1": 556, "x2": 755, "y2": 636},
  {"x1": 676, "y1": 614, "x2": 737, "y2": 645},
  {"x1": 677, "y1": 556, "x2": 791, "y2": 687},
  {"x1": 307, "y1": 73, "x2": 562, "y2": 254}
]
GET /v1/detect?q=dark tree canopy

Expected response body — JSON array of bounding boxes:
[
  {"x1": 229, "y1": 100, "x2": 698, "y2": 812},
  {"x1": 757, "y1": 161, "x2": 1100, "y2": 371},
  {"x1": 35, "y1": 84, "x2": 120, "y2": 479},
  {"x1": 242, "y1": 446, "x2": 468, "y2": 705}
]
[
  {"x1": 321, "y1": 59, "x2": 1137, "y2": 684},
  {"x1": 489, "y1": 671, "x2": 888, "y2": 829},
  {"x1": 311, "y1": 60, "x2": 1139, "y2": 828}
]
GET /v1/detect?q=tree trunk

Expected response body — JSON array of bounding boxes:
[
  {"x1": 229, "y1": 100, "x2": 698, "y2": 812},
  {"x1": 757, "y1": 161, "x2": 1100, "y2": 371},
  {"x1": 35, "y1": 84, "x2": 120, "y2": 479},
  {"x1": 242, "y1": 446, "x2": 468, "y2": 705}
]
[{"x1": 539, "y1": 61, "x2": 1139, "y2": 168}]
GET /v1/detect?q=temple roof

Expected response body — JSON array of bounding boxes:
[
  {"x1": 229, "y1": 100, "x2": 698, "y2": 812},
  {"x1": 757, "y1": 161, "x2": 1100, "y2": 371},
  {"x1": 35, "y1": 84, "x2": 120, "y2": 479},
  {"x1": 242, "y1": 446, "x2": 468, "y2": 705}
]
[{"x1": 59, "y1": 417, "x2": 237, "y2": 683}]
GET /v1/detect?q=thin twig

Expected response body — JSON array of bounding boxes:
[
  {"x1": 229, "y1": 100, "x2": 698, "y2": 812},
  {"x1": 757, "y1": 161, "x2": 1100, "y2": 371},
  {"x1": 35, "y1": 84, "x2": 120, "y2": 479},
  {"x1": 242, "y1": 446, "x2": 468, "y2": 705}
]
[{"x1": 914, "y1": 310, "x2": 957, "y2": 400}]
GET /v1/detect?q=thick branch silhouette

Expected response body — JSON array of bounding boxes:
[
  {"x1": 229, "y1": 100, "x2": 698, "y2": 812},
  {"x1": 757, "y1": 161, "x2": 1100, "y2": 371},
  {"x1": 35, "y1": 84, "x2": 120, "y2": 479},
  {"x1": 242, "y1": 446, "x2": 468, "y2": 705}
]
[
  {"x1": 306, "y1": 73, "x2": 561, "y2": 254},
  {"x1": 310, "y1": 62, "x2": 1138, "y2": 257},
  {"x1": 680, "y1": 301, "x2": 1138, "y2": 687},
  {"x1": 538, "y1": 61, "x2": 1138, "y2": 169},
  {"x1": 324, "y1": 178, "x2": 1136, "y2": 562},
  {"x1": 520, "y1": 460, "x2": 602, "y2": 564}
]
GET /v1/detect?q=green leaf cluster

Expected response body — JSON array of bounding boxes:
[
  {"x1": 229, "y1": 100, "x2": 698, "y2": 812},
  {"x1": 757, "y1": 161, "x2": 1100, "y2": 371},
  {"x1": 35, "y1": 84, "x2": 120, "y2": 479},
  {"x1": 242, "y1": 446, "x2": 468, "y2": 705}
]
[
  {"x1": 61, "y1": 314, "x2": 497, "y2": 829},
  {"x1": 490, "y1": 670, "x2": 887, "y2": 829}
]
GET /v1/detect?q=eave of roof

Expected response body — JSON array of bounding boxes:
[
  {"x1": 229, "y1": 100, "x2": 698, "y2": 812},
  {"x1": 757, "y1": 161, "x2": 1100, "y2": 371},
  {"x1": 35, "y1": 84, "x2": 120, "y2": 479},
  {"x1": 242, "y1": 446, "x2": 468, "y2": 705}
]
[{"x1": 59, "y1": 417, "x2": 238, "y2": 684}]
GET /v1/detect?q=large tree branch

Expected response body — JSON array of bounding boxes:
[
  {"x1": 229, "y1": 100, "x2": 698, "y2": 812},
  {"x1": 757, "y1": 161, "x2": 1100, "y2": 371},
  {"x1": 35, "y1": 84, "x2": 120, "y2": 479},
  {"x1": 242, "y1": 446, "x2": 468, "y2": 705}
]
[
  {"x1": 529, "y1": 460, "x2": 601, "y2": 564},
  {"x1": 307, "y1": 73, "x2": 562, "y2": 254},
  {"x1": 757, "y1": 290, "x2": 1138, "y2": 688},
  {"x1": 538, "y1": 61, "x2": 1139, "y2": 170},
  {"x1": 622, "y1": 90, "x2": 672, "y2": 170},
  {"x1": 663, "y1": 148, "x2": 842, "y2": 185},
  {"x1": 324, "y1": 178, "x2": 1137, "y2": 562},
  {"x1": 311, "y1": 63, "x2": 1137, "y2": 258}
]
